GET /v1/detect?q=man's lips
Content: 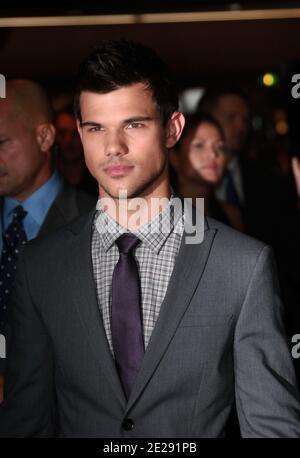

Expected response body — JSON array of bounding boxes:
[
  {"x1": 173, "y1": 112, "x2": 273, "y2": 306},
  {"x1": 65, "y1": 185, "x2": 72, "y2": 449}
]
[{"x1": 104, "y1": 165, "x2": 134, "y2": 177}]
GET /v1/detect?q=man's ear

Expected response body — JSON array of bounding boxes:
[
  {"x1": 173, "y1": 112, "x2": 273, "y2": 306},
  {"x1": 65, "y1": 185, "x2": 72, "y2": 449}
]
[
  {"x1": 36, "y1": 123, "x2": 56, "y2": 152},
  {"x1": 165, "y1": 112, "x2": 185, "y2": 149}
]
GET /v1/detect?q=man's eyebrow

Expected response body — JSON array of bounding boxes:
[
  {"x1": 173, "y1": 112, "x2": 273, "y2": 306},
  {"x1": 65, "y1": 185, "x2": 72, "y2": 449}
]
[
  {"x1": 123, "y1": 116, "x2": 153, "y2": 123},
  {"x1": 80, "y1": 117, "x2": 154, "y2": 128},
  {"x1": 80, "y1": 121, "x2": 102, "y2": 128}
]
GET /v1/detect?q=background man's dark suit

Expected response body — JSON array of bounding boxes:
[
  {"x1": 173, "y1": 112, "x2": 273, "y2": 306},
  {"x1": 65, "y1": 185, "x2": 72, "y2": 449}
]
[
  {"x1": 0, "y1": 183, "x2": 96, "y2": 375},
  {"x1": 37, "y1": 183, "x2": 96, "y2": 236}
]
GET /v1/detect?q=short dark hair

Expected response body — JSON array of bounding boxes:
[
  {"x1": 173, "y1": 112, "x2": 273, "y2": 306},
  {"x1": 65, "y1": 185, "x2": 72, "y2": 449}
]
[
  {"x1": 197, "y1": 85, "x2": 249, "y2": 114},
  {"x1": 174, "y1": 112, "x2": 224, "y2": 151},
  {"x1": 74, "y1": 39, "x2": 178, "y2": 126}
]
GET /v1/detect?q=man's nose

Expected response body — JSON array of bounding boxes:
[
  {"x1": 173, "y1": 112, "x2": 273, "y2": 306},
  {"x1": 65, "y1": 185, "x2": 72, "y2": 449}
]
[{"x1": 104, "y1": 130, "x2": 128, "y2": 157}]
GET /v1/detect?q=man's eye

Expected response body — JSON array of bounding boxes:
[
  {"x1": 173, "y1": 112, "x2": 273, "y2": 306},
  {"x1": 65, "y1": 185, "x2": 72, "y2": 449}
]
[
  {"x1": 127, "y1": 122, "x2": 143, "y2": 129},
  {"x1": 88, "y1": 126, "x2": 102, "y2": 132}
]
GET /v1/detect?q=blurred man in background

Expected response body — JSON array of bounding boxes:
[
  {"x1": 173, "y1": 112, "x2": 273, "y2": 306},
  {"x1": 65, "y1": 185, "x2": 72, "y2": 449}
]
[
  {"x1": 55, "y1": 107, "x2": 97, "y2": 195},
  {"x1": 0, "y1": 79, "x2": 96, "y2": 400}
]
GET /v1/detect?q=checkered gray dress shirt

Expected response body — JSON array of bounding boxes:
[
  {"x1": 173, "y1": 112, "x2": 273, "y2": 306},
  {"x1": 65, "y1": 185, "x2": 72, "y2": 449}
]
[{"x1": 91, "y1": 196, "x2": 184, "y2": 356}]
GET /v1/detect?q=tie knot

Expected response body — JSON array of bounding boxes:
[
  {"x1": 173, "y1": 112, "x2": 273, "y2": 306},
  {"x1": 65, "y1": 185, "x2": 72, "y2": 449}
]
[
  {"x1": 12, "y1": 205, "x2": 27, "y2": 222},
  {"x1": 116, "y1": 233, "x2": 140, "y2": 254}
]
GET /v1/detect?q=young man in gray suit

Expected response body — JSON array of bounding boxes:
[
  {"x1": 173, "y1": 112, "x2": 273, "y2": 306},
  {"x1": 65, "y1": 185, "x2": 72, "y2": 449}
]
[{"x1": 0, "y1": 40, "x2": 299, "y2": 437}]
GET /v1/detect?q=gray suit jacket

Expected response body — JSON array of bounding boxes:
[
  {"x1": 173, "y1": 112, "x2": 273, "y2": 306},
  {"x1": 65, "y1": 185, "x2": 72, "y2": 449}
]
[{"x1": 0, "y1": 207, "x2": 299, "y2": 438}]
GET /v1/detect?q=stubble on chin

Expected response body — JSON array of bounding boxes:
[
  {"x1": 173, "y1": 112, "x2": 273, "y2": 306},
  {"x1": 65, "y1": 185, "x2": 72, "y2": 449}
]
[{"x1": 100, "y1": 157, "x2": 168, "y2": 201}]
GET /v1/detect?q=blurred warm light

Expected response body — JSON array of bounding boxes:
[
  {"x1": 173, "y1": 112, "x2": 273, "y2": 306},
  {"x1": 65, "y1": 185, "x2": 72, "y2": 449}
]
[
  {"x1": 275, "y1": 120, "x2": 289, "y2": 135},
  {"x1": 262, "y1": 73, "x2": 277, "y2": 87},
  {"x1": 274, "y1": 110, "x2": 289, "y2": 135},
  {"x1": 274, "y1": 109, "x2": 286, "y2": 121},
  {"x1": 1, "y1": 8, "x2": 300, "y2": 27}
]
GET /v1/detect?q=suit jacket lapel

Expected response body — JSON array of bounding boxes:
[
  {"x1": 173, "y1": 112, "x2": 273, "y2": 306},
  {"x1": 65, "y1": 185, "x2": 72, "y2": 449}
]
[
  {"x1": 66, "y1": 211, "x2": 127, "y2": 406},
  {"x1": 125, "y1": 218, "x2": 217, "y2": 413}
]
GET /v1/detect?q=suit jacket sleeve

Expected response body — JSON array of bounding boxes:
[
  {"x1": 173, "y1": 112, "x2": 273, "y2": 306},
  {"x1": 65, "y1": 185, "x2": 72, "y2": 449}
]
[
  {"x1": 234, "y1": 245, "x2": 300, "y2": 437},
  {"x1": 0, "y1": 250, "x2": 56, "y2": 437}
]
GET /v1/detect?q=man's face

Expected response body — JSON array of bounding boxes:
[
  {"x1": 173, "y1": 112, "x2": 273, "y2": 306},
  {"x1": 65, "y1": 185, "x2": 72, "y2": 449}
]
[
  {"x1": 0, "y1": 101, "x2": 45, "y2": 200},
  {"x1": 212, "y1": 95, "x2": 249, "y2": 155},
  {"x1": 78, "y1": 83, "x2": 179, "y2": 200}
]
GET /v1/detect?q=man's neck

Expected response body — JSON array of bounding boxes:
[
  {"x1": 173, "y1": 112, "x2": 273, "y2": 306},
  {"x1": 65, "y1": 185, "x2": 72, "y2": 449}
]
[{"x1": 10, "y1": 167, "x2": 54, "y2": 202}]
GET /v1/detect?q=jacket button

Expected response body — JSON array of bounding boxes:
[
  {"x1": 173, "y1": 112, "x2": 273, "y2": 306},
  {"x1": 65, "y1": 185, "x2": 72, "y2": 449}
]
[{"x1": 122, "y1": 418, "x2": 134, "y2": 431}]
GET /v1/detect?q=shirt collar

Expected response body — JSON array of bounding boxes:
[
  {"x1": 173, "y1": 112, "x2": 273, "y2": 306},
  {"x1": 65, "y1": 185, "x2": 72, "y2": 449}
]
[
  {"x1": 3, "y1": 170, "x2": 62, "y2": 226},
  {"x1": 94, "y1": 192, "x2": 183, "y2": 255}
]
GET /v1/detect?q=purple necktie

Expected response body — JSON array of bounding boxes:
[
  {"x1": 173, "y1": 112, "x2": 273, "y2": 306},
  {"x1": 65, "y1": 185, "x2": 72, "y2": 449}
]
[{"x1": 111, "y1": 233, "x2": 144, "y2": 399}]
